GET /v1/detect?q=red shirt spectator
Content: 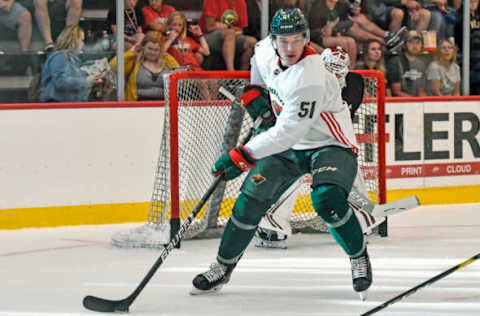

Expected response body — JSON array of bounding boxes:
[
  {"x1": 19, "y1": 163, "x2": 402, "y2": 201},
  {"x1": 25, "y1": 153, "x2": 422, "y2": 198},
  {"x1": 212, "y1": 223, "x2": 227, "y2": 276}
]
[
  {"x1": 198, "y1": 0, "x2": 248, "y2": 34},
  {"x1": 167, "y1": 37, "x2": 202, "y2": 70},
  {"x1": 142, "y1": 0, "x2": 175, "y2": 33}
]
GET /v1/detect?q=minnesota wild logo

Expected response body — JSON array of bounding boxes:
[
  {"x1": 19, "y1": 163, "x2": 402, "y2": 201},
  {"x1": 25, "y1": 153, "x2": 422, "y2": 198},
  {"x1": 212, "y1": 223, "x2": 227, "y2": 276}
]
[
  {"x1": 251, "y1": 174, "x2": 266, "y2": 185},
  {"x1": 272, "y1": 100, "x2": 283, "y2": 115},
  {"x1": 221, "y1": 10, "x2": 238, "y2": 27}
]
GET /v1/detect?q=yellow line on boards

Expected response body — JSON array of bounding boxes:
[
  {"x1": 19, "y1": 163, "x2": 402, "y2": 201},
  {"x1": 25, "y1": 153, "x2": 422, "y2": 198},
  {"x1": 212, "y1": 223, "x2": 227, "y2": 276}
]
[
  {"x1": 2, "y1": 185, "x2": 480, "y2": 229},
  {"x1": 387, "y1": 185, "x2": 480, "y2": 205},
  {"x1": 0, "y1": 202, "x2": 150, "y2": 229}
]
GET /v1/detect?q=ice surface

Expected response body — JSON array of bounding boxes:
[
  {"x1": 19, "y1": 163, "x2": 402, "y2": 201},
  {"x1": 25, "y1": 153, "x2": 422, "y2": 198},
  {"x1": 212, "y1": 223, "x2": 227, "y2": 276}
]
[{"x1": 1, "y1": 203, "x2": 479, "y2": 315}]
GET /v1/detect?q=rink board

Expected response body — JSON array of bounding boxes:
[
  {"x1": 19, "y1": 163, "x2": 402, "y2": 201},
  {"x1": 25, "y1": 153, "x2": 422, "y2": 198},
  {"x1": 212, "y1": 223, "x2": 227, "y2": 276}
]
[{"x1": 0, "y1": 97, "x2": 479, "y2": 228}]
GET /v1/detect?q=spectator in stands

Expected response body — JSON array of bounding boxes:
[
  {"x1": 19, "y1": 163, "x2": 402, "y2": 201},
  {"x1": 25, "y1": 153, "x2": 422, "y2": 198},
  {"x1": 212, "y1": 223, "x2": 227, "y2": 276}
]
[
  {"x1": 107, "y1": 0, "x2": 145, "y2": 50},
  {"x1": 244, "y1": 0, "x2": 261, "y2": 40},
  {"x1": 366, "y1": 0, "x2": 431, "y2": 32},
  {"x1": 386, "y1": 30, "x2": 427, "y2": 96},
  {"x1": 164, "y1": 11, "x2": 210, "y2": 70},
  {"x1": 426, "y1": 38, "x2": 460, "y2": 95},
  {"x1": 456, "y1": 0, "x2": 480, "y2": 94},
  {"x1": 365, "y1": 0, "x2": 405, "y2": 31},
  {"x1": 450, "y1": 0, "x2": 460, "y2": 10},
  {"x1": 405, "y1": 1, "x2": 432, "y2": 31},
  {"x1": 39, "y1": 26, "x2": 103, "y2": 102},
  {"x1": 0, "y1": 0, "x2": 32, "y2": 52},
  {"x1": 109, "y1": 31, "x2": 179, "y2": 101},
  {"x1": 198, "y1": 0, "x2": 257, "y2": 71},
  {"x1": 356, "y1": 39, "x2": 391, "y2": 96},
  {"x1": 423, "y1": 0, "x2": 456, "y2": 40},
  {"x1": 347, "y1": 0, "x2": 406, "y2": 53},
  {"x1": 307, "y1": 0, "x2": 358, "y2": 68},
  {"x1": 30, "y1": 0, "x2": 83, "y2": 52},
  {"x1": 142, "y1": 0, "x2": 175, "y2": 33}
]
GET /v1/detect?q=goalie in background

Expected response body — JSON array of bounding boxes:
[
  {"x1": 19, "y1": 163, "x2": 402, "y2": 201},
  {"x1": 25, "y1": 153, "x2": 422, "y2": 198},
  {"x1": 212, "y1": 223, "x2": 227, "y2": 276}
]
[
  {"x1": 191, "y1": 9, "x2": 372, "y2": 300},
  {"x1": 254, "y1": 46, "x2": 384, "y2": 249}
]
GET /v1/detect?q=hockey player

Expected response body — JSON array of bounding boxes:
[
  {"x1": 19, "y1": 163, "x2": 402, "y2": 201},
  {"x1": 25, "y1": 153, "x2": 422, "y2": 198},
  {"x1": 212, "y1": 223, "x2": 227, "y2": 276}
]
[
  {"x1": 254, "y1": 46, "x2": 384, "y2": 249},
  {"x1": 191, "y1": 8, "x2": 372, "y2": 300}
]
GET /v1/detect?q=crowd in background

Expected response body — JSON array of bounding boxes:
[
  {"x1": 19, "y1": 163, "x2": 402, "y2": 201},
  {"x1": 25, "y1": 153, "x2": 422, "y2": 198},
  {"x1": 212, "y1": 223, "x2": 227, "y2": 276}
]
[{"x1": 0, "y1": 0, "x2": 478, "y2": 102}]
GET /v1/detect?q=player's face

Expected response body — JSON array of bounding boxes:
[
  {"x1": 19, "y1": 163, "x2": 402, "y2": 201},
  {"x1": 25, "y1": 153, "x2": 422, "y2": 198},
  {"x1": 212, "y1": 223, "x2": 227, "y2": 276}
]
[{"x1": 274, "y1": 34, "x2": 307, "y2": 67}]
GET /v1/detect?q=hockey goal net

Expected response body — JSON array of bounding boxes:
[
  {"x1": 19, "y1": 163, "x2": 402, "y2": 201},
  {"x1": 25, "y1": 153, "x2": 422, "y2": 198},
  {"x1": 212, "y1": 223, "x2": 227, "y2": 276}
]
[{"x1": 111, "y1": 70, "x2": 386, "y2": 248}]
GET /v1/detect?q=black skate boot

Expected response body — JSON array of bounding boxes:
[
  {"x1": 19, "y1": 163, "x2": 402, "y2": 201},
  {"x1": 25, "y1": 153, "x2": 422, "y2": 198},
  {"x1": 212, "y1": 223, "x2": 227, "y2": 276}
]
[
  {"x1": 350, "y1": 250, "x2": 372, "y2": 301},
  {"x1": 190, "y1": 262, "x2": 234, "y2": 295},
  {"x1": 254, "y1": 227, "x2": 288, "y2": 249}
]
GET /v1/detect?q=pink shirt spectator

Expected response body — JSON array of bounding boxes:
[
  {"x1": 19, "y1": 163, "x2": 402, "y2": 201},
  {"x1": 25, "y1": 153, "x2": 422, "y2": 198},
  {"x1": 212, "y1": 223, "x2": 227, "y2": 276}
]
[
  {"x1": 142, "y1": 4, "x2": 175, "y2": 33},
  {"x1": 198, "y1": 0, "x2": 248, "y2": 34}
]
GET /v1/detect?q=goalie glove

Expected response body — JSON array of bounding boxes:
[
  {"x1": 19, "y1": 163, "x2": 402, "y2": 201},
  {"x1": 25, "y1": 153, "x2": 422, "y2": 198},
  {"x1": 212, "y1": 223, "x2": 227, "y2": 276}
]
[
  {"x1": 240, "y1": 84, "x2": 275, "y2": 128},
  {"x1": 212, "y1": 145, "x2": 256, "y2": 181}
]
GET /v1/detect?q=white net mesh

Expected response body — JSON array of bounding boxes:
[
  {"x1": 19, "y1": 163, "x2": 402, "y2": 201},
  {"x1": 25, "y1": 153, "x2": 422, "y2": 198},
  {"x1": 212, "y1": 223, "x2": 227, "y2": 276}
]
[{"x1": 111, "y1": 70, "x2": 385, "y2": 248}]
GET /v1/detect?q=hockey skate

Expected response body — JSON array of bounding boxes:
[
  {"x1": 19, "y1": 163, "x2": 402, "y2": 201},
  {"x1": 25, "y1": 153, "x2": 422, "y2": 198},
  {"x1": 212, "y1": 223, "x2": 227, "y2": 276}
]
[
  {"x1": 350, "y1": 250, "x2": 372, "y2": 301},
  {"x1": 254, "y1": 227, "x2": 288, "y2": 249},
  {"x1": 190, "y1": 262, "x2": 233, "y2": 295}
]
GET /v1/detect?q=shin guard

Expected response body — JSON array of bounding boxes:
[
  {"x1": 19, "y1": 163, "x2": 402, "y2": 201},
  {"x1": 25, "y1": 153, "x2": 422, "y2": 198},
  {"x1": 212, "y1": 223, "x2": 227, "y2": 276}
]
[
  {"x1": 311, "y1": 184, "x2": 365, "y2": 257},
  {"x1": 217, "y1": 194, "x2": 271, "y2": 266}
]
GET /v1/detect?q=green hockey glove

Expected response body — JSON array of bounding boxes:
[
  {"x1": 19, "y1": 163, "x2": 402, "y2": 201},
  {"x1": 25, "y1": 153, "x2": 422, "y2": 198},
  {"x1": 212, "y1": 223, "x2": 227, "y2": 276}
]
[
  {"x1": 212, "y1": 145, "x2": 256, "y2": 181},
  {"x1": 240, "y1": 84, "x2": 275, "y2": 127}
]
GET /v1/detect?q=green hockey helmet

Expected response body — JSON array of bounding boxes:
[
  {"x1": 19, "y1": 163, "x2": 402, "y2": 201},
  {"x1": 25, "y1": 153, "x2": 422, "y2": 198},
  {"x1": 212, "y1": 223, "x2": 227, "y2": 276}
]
[{"x1": 270, "y1": 8, "x2": 309, "y2": 37}]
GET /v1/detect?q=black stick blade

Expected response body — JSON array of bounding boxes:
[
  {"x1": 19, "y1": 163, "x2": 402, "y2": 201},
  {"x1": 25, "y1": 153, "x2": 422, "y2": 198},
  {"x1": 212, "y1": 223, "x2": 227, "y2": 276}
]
[{"x1": 83, "y1": 295, "x2": 130, "y2": 313}]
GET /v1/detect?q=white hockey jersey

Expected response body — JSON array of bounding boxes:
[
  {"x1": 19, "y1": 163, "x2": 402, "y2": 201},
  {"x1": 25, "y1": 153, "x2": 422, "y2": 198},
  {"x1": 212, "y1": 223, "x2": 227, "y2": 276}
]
[{"x1": 245, "y1": 37, "x2": 359, "y2": 160}]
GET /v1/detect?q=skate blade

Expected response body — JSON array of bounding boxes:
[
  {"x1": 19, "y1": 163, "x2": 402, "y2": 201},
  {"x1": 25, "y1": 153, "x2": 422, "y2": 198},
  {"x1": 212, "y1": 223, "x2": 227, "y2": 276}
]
[
  {"x1": 358, "y1": 290, "x2": 368, "y2": 301},
  {"x1": 189, "y1": 284, "x2": 224, "y2": 296}
]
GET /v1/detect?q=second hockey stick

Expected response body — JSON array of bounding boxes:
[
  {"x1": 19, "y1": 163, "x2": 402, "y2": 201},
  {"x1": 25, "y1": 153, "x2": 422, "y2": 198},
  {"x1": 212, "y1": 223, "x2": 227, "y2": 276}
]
[
  {"x1": 83, "y1": 176, "x2": 224, "y2": 313},
  {"x1": 361, "y1": 252, "x2": 480, "y2": 316}
]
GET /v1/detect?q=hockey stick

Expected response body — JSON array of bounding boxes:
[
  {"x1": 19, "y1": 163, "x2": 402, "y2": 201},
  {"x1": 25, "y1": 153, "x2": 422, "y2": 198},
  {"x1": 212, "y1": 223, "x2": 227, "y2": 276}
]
[
  {"x1": 83, "y1": 176, "x2": 224, "y2": 313},
  {"x1": 268, "y1": 176, "x2": 419, "y2": 219},
  {"x1": 361, "y1": 252, "x2": 480, "y2": 316},
  {"x1": 348, "y1": 191, "x2": 420, "y2": 218}
]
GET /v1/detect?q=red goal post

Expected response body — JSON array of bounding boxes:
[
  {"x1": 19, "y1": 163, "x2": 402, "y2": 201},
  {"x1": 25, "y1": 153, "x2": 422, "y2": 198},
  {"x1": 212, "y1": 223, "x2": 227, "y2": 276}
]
[{"x1": 111, "y1": 69, "x2": 386, "y2": 248}]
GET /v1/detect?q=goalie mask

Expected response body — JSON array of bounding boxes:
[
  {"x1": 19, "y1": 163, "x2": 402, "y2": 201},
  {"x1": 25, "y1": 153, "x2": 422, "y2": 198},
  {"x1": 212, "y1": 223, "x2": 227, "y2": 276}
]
[{"x1": 320, "y1": 47, "x2": 350, "y2": 89}]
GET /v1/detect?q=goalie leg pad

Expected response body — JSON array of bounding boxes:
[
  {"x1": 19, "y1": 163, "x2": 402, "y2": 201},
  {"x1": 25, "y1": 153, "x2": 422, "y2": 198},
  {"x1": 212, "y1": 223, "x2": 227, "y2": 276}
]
[{"x1": 311, "y1": 184, "x2": 365, "y2": 257}]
